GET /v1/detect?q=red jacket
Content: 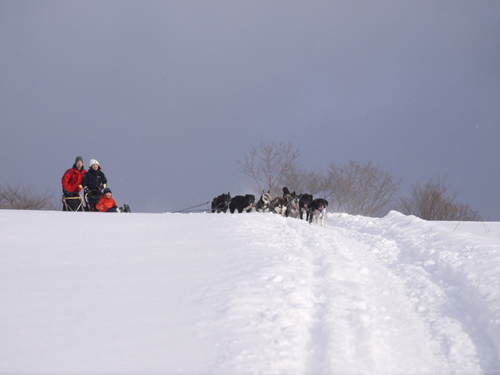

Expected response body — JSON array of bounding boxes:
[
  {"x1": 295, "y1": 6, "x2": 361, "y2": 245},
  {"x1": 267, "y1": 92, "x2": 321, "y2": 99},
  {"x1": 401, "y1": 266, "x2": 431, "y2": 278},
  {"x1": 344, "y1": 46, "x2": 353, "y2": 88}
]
[
  {"x1": 61, "y1": 165, "x2": 87, "y2": 193},
  {"x1": 96, "y1": 195, "x2": 118, "y2": 212}
]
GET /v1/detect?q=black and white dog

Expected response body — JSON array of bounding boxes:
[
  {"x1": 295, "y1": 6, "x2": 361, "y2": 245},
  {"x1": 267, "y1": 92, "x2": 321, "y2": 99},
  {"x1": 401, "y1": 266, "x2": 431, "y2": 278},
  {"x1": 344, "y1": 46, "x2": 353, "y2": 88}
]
[
  {"x1": 255, "y1": 191, "x2": 272, "y2": 213},
  {"x1": 299, "y1": 194, "x2": 314, "y2": 221},
  {"x1": 308, "y1": 198, "x2": 328, "y2": 226},
  {"x1": 212, "y1": 192, "x2": 231, "y2": 213},
  {"x1": 286, "y1": 192, "x2": 302, "y2": 219},
  {"x1": 229, "y1": 194, "x2": 255, "y2": 213},
  {"x1": 269, "y1": 197, "x2": 287, "y2": 216}
]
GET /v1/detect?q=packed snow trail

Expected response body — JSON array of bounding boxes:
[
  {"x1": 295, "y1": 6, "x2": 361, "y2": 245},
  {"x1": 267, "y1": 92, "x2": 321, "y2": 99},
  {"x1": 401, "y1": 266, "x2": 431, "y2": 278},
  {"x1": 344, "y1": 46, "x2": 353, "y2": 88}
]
[
  {"x1": 205, "y1": 212, "x2": 498, "y2": 374},
  {"x1": 0, "y1": 210, "x2": 498, "y2": 374},
  {"x1": 333, "y1": 213, "x2": 500, "y2": 374}
]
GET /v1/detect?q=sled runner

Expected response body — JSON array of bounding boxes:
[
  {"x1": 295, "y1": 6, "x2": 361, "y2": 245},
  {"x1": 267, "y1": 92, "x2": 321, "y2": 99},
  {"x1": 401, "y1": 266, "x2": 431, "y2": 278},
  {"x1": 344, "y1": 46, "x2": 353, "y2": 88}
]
[{"x1": 62, "y1": 195, "x2": 84, "y2": 212}]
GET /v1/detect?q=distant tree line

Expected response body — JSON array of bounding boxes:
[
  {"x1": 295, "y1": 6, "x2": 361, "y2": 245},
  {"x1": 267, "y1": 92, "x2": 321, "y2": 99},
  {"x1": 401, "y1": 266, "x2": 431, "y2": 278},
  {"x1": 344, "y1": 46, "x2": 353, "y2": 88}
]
[
  {"x1": 238, "y1": 141, "x2": 482, "y2": 221},
  {"x1": 0, "y1": 142, "x2": 482, "y2": 221}
]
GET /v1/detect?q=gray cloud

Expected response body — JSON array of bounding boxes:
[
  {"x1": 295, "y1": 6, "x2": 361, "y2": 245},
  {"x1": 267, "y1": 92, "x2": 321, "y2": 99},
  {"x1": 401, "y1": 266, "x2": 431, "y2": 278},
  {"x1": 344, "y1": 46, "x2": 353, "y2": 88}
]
[{"x1": 1, "y1": 1, "x2": 498, "y2": 218}]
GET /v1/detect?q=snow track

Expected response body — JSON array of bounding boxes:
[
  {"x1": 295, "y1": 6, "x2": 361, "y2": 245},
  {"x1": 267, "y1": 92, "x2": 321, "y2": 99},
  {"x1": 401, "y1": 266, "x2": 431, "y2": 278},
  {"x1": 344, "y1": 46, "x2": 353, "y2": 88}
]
[
  {"x1": 197, "y1": 212, "x2": 498, "y2": 374},
  {"x1": 1, "y1": 210, "x2": 498, "y2": 374}
]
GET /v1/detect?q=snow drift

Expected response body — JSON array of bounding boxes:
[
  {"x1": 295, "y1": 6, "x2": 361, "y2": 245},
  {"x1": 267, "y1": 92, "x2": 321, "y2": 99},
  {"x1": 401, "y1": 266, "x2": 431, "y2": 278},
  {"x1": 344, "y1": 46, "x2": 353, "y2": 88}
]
[{"x1": 0, "y1": 209, "x2": 499, "y2": 374}]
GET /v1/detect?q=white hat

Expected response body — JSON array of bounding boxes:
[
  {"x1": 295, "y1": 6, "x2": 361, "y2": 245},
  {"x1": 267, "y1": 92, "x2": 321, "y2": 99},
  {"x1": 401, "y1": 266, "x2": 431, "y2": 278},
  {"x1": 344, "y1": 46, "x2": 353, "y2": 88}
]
[{"x1": 90, "y1": 159, "x2": 99, "y2": 167}]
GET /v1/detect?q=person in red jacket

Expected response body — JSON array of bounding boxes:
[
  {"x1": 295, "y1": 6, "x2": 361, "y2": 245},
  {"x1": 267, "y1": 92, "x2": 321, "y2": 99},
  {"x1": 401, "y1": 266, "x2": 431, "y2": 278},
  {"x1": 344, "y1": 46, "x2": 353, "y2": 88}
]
[
  {"x1": 96, "y1": 188, "x2": 131, "y2": 213},
  {"x1": 61, "y1": 156, "x2": 86, "y2": 211},
  {"x1": 96, "y1": 187, "x2": 119, "y2": 212}
]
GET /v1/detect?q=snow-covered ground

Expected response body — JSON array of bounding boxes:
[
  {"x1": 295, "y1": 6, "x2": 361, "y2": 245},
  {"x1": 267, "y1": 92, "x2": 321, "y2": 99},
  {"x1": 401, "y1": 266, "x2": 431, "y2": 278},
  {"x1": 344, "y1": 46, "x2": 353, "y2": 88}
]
[{"x1": 0, "y1": 209, "x2": 499, "y2": 374}]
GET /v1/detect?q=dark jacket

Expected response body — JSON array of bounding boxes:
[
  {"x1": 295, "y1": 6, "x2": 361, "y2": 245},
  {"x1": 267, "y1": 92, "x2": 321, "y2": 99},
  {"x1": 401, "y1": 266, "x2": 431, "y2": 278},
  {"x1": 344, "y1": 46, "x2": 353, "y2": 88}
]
[
  {"x1": 81, "y1": 167, "x2": 107, "y2": 193},
  {"x1": 61, "y1": 165, "x2": 87, "y2": 193}
]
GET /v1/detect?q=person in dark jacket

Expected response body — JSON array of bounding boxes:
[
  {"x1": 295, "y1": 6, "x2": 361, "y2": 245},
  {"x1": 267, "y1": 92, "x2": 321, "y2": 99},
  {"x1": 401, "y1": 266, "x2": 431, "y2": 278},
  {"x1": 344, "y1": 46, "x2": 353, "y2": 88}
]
[
  {"x1": 81, "y1": 159, "x2": 107, "y2": 212},
  {"x1": 61, "y1": 156, "x2": 86, "y2": 211}
]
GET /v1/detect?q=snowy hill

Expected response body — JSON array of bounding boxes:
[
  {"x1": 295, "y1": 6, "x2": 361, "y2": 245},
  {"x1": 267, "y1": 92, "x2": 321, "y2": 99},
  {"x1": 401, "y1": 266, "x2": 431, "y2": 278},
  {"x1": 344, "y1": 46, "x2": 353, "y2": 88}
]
[{"x1": 1, "y1": 210, "x2": 499, "y2": 374}]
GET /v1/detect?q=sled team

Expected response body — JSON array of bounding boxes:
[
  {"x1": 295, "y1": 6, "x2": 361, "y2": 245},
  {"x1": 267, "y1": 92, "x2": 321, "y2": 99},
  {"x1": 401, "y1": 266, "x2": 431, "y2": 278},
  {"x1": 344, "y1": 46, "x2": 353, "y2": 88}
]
[
  {"x1": 62, "y1": 155, "x2": 325, "y2": 222},
  {"x1": 212, "y1": 187, "x2": 329, "y2": 226},
  {"x1": 61, "y1": 156, "x2": 130, "y2": 213}
]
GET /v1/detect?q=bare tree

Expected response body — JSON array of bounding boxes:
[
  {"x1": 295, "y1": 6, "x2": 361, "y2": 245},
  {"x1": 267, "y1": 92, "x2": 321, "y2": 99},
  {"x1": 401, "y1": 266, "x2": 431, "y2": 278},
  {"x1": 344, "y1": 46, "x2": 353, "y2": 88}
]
[
  {"x1": 0, "y1": 183, "x2": 58, "y2": 210},
  {"x1": 282, "y1": 166, "x2": 328, "y2": 197},
  {"x1": 398, "y1": 176, "x2": 481, "y2": 221},
  {"x1": 324, "y1": 160, "x2": 401, "y2": 217},
  {"x1": 237, "y1": 142, "x2": 300, "y2": 197}
]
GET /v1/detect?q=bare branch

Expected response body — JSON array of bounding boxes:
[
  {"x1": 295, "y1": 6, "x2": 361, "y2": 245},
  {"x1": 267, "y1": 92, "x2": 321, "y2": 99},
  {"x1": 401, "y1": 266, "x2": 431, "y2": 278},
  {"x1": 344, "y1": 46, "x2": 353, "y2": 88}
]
[
  {"x1": 237, "y1": 142, "x2": 300, "y2": 197},
  {"x1": 0, "y1": 183, "x2": 58, "y2": 211},
  {"x1": 397, "y1": 176, "x2": 481, "y2": 221},
  {"x1": 324, "y1": 160, "x2": 401, "y2": 217}
]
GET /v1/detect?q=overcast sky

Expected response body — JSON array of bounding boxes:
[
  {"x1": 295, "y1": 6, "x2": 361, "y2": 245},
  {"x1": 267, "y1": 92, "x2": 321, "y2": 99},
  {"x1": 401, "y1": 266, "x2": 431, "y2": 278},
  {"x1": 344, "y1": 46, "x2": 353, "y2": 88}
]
[{"x1": 1, "y1": 1, "x2": 499, "y2": 219}]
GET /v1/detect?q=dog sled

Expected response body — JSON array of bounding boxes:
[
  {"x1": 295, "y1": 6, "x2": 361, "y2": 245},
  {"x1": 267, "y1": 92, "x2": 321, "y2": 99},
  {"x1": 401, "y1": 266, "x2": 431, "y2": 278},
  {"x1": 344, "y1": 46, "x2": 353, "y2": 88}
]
[
  {"x1": 83, "y1": 190, "x2": 102, "y2": 212},
  {"x1": 62, "y1": 195, "x2": 84, "y2": 212}
]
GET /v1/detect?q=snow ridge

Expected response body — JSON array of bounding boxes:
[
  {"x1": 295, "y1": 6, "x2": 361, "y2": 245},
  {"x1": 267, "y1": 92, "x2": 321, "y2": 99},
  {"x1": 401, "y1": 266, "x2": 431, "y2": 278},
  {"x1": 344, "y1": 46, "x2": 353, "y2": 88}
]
[{"x1": 0, "y1": 210, "x2": 498, "y2": 374}]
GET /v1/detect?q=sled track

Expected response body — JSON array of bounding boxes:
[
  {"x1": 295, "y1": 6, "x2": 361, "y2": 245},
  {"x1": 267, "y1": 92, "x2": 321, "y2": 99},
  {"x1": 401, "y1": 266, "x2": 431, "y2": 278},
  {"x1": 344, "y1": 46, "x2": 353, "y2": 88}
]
[
  {"x1": 331, "y1": 214, "x2": 499, "y2": 374},
  {"x1": 207, "y1": 213, "x2": 496, "y2": 374}
]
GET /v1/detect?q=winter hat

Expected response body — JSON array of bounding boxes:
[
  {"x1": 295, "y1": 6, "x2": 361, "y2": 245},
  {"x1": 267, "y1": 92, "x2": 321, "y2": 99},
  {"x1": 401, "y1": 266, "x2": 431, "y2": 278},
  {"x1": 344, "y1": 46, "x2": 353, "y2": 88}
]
[
  {"x1": 89, "y1": 159, "x2": 99, "y2": 167},
  {"x1": 103, "y1": 187, "x2": 112, "y2": 195},
  {"x1": 75, "y1": 156, "x2": 83, "y2": 164}
]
